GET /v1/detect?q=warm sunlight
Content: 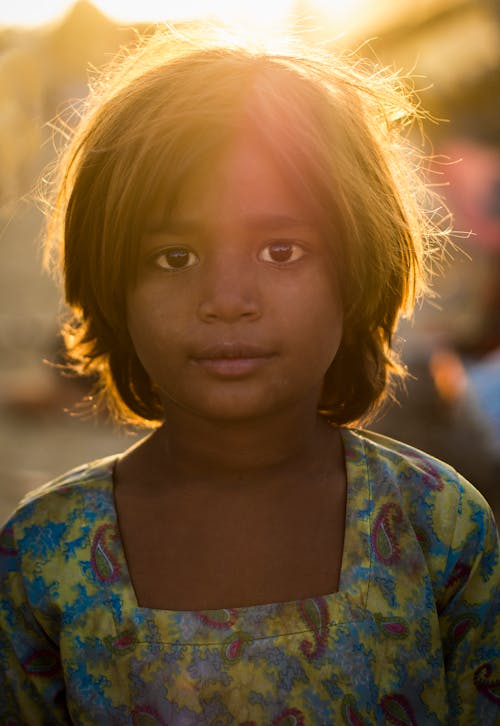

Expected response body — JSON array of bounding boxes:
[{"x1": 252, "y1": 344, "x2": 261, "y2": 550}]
[
  {"x1": 0, "y1": 0, "x2": 294, "y2": 29},
  {"x1": 309, "y1": 0, "x2": 422, "y2": 35},
  {"x1": 0, "y1": 0, "x2": 382, "y2": 33},
  {"x1": 97, "y1": 0, "x2": 294, "y2": 27},
  {"x1": 308, "y1": 0, "x2": 375, "y2": 32}
]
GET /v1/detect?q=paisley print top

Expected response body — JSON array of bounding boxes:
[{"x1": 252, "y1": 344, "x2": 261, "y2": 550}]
[{"x1": 0, "y1": 428, "x2": 499, "y2": 725}]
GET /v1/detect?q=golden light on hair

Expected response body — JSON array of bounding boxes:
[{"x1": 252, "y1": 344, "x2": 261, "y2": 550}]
[{"x1": 44, "y1": 27, "x2": 452, "y2": 427}]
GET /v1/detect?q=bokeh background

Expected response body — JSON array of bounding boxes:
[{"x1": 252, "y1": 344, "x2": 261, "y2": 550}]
[{"x1": 0, "y1": 0, "x2": 499, "y2": 524}]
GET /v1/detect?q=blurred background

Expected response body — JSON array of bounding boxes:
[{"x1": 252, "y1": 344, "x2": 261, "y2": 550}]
[{"x1": 0, "y1": 0, "x2": 499, "y2": 524}]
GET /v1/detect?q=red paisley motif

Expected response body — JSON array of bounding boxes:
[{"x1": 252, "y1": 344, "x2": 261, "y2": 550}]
[
  {"x1": 299, "y1": 596, "x2": 330, "y2": 660},
  {"x1": 132, "y1": 706, "x2": 169, "y2": 726},
  {"x1": 195, "y1": 608, "x2": 239, "y2": 629},
  {"x1": 342, "y1": 695, "x2": 366, "y2": 725},
  {"x1": 222, "y1": 631, "x2": 251, "y2": 663},
  {"x1": 0, "y1": 526, "x2": 17, "y2": 556},
  {"x1": 104, "y1": 629, "x2": 137, "y2": 653},
  {"x1": 413, "y1": 526, "x2": 430, "y2": 552},
  {"x1": 372, "y1": 504, "x2": 403, "y2": 565},
  {"x1": 445, "y1": 562, "x2": 471, "y2": 595},
  {"x1": 22, "y1": 649, "x2": 61, "y2": 677},
  {"x1": 449, "y1": 613, "x2": 480, "y2": 646},
  {"x1": 271, "y1": 708, "x2": 305, "y2": 725},
  {"x1": 90, "y1": 524, "x2": 121, "y2": 583},
  {"x1": 408, "y1": 452, "x2": 444, "y2": 491},
  {"x1": 380, "y1": 694, "x2": 417, "y2": 726},
  {"x1": 375, "y1": 614, "x2": 409, "y2": 639},
  {"x1": 474, "y1": 663, "x2": 500, "y2": 704}
]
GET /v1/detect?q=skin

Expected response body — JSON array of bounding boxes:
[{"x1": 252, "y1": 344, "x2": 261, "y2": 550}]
[{"x1": 114, "y1": 128, "x2": 347, "y2": 610}]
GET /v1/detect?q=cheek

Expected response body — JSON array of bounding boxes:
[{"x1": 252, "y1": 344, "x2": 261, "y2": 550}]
[
  {"x1": 320, "y1": 308, "x2": 343, "y2": 374},
  {"x1": 313, "y1": 284, "x2": 344, "y2": 377},
  {"x1": 126, "y1": 289, "x2": 176, "y2": 373},
  {"x1": 279, "y1": 275, "x2": 343, "y2": 382},
  {"x1": 309, "y1": 275, "x2": 343, "y2": 348}
]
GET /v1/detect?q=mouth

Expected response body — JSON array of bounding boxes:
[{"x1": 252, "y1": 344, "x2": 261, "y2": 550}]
[{"x1": 191, "y1": 342, "x2": 275, "y2": 378}]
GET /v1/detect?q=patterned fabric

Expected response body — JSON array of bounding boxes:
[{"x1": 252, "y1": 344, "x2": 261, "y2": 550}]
[{"x1": 1, "y1": 428, "x2": 499, "y2": 725}]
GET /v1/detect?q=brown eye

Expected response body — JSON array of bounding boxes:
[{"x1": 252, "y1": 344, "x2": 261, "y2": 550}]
[
  {"x1": 155, "y1": 247, "x2": 198, "y2": 270},
  {"x1": 259, "y1": 241, "x2": 305, "y2": 264}
]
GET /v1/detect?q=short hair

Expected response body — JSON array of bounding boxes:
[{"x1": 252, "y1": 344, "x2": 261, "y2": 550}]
[{"x1": 45, "y1": 26, "x2": 449, "y2": 427}]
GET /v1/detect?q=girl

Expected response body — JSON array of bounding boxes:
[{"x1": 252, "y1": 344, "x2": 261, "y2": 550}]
[{"x1": 1, "y1": 27, "x2": 499, "y2": 725}]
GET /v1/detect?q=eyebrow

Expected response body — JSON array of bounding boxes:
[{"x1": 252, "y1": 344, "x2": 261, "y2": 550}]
[{"x1": 149, "y1": 214, "x2": 314, "y2": 235}]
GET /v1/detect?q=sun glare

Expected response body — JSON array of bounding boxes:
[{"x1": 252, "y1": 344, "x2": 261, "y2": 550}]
[
  {"x1": 0, "y1": 0, "x2": 71, "y2": 28},
  {"x1": 99, "y1": 0, "x2": 293, "y2": 27},
  {"x1": 0, "y1": 0, "x2": 296, "y2": 30},
  {"x1": 0, "y1": 0, "x2": 382, "y2": 39},
  {"x1": 309, "y1": 0, "x2": 381, "y2": 34}
]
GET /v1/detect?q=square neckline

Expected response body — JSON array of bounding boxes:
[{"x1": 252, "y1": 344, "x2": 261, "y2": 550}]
[{"x1": 101, "y1": 427, "x2": 372, "y2": 643}]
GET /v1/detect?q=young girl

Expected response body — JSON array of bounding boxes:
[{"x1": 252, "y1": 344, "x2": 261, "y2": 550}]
[{"x1": 1, "y1": 28, "x2": 499, "y2": 725}]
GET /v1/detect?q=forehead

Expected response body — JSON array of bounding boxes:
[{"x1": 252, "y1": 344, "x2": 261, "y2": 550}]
[
  {"x1": 153, "y1": 123, "x2": 326, "y2": 234},
  {"x1": 143, "y1": 62, "x2": 338, "y2": 234}
]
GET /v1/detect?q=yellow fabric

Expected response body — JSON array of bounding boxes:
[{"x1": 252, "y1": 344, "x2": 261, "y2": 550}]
[{"x1": 1, "y1": 428, "x2": 499, "y2": 724}]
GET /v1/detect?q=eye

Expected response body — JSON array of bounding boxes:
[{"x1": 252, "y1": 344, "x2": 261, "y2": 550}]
[
  {"x1": 258, "y1": 240, "x2": 305, "y2": 264},
  {"x1": 153, "y1": 246, "x2": 198, "y2": 270}
]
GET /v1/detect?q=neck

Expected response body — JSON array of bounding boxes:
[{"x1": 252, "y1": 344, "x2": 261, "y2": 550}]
[{"x1": 125, "y1": 399, "x2": 339, "y2": 491}]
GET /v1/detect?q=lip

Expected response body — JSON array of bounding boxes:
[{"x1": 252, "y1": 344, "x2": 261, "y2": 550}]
[{"x1": 191, "y1": 342, "x2": 275, "y2": 378}]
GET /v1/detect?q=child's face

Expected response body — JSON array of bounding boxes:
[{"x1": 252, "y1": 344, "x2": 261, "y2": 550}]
[{"x1": 127, "y1": 129, "x2": 343, "y2": 424}]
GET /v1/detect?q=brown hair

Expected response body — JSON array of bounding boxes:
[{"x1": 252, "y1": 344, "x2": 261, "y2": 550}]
[{"x1": 45, "y1": 27, "x2": 449, "y2": 427}]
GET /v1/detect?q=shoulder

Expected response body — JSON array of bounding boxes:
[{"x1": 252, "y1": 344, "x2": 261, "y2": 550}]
[
  {"x1": 1, "y1": 455, "x2": 118, "y2": 555},
  {"x1": 0, "y1": 456, "x2": 120, "y2": 649},
  {"x1": 344, "y1": 427, "x2": 488, "y2": 515},
  {"x1": 343, "y1": 427, "x2": 499, "y2": 604}
]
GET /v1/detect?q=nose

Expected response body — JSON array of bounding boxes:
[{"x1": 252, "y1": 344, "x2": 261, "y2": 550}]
[{"x1": 197, "y1": 250, "x2": 261, "y2": 323}]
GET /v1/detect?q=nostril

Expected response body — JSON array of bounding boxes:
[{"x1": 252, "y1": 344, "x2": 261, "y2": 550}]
[
  {"x1": 197, "y1": 259, "x2": 261, "y2": 322},
  {"x1": 197, "y1": 293, "x2": 260, "y2": 323}
]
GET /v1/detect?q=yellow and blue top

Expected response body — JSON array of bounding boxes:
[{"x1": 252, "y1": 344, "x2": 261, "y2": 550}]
[{"x1": 1, "y1": 428, "x2": 499, "y2": 725}]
